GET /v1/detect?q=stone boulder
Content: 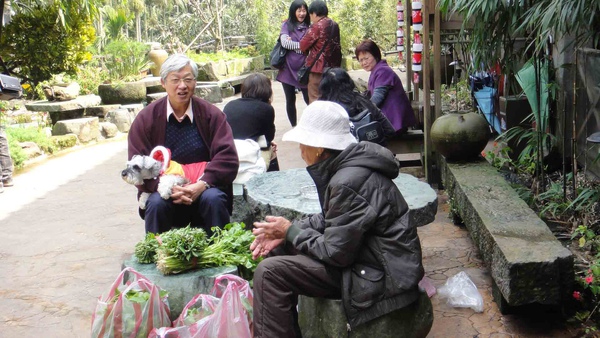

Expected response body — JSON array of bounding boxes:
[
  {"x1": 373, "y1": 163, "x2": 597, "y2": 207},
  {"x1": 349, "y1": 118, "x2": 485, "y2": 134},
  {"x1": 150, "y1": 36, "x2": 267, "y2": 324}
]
[
  {"x1": 19, "y1": 141, "x2": 42, "y2": 159},
  {"x1": 85, "y1": 104, "x2": 120, "y2": 118},
  {"x1": 105, "y1": 108, "x2": 135, "y2": 133},
  {"x1": 42, "y1": 82, "x2": 81, "y2": 101},
  {"x1": 194, "y1": 85, "x2": 222, "y2": 103},
  {"x1": 52, "y1": 117, "x2": 100, "y2": 143},
  {"x1": 100, "y1": 122, "x2": 119, "y2": 139},
  {"x1": 98, "y1": 82, "x2": 147, "y2": 105}
]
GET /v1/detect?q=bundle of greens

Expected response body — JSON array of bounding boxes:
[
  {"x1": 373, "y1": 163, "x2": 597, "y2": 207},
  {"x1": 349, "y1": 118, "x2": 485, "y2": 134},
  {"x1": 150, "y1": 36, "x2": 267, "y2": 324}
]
[
  {"x1": 155, "y1": 226, "x2": 209, "y2": 275},
  {"x1": 132, "y1": 223, "x2": 260, "y2": 277},
  {"x1": 134, "y1": 232, "x2": 160, "y2": 264},
  {"x1": 199, "y1": 223, "x2": 259, "y2": 276}
]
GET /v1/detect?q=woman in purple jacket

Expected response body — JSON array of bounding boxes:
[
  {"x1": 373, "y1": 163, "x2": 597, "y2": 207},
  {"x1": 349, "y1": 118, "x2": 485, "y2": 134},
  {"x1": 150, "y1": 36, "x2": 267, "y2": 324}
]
[
  {"x1": 276, "y1": 0, "x2": 310, "y2": 126},
  {"x1": 356, "y1": 39, "x2": 416, "y2": 134}
]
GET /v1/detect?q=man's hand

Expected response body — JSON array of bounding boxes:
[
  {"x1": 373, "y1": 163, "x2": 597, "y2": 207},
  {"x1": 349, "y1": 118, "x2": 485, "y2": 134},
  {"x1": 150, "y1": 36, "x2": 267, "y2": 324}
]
[{"x1": 171, "y1": 181, "x2": 207, "y2": 205}]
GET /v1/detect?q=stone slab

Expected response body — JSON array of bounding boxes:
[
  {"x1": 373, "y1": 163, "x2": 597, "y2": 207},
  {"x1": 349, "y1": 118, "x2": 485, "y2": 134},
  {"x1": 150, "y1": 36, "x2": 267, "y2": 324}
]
[
  {"x1": 441, "y1": 158, "x2": 573, "y2": 309},
  {"x1": 298, "y1": 291, "x2": 433, "y2": 338},
  {"x1": 244, "y1": 168, "x2": 438, "y2": 227},
  {"x1": 122, "y1": 255, "x2": 238, "y2": 320},
  {"x1": 25, "y1": 94, "x2": 101, "y2": 112}
]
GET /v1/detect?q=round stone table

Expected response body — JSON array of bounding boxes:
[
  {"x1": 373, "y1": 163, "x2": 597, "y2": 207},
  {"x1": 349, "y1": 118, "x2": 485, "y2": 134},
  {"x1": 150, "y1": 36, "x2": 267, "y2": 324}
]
[{"x1": 243, "y1": 168, "x2": 437, "y2": 227}]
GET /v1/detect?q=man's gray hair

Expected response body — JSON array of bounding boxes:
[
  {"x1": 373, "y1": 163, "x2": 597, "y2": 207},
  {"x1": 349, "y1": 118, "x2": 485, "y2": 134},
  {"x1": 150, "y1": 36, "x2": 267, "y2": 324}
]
[{"x1": 160, "y1": 54, "x2": 198, "y2": 81}]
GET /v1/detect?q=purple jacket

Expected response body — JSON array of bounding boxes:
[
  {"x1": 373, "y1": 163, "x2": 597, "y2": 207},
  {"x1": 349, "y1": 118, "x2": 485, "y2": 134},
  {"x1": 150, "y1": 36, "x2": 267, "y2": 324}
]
[
  {"x1": 368, "y1": 60, "x2": 415, "y2": 131},
  {"x1": 128, "y1": 96, "x2": 239, "y2": 198},
  {"x1": 276, "y1": 21, "x2": 308, "y2": 88}
]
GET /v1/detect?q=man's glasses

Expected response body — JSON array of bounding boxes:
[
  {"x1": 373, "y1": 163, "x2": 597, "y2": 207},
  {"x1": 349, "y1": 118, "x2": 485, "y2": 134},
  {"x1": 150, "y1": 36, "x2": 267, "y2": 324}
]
[{"x1": 167, "y1": 77, "x2": 196, "y2": 85}]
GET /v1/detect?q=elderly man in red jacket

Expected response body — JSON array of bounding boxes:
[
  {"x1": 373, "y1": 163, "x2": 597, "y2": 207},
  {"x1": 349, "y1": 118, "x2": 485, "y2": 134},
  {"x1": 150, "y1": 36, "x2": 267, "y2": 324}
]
[
  {"x1": 128, "y1": 54, "x2": 239, "y2": 235},
  {"x1": 299, "y1": 0, "x2": 342, "y2": 103}
]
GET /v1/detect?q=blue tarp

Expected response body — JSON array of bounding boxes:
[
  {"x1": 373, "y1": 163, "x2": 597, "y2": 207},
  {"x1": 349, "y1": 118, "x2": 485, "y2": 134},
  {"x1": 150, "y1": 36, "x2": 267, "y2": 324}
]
[{"x1": 473, "y1": 86, "x2": 502, "y2": 134}]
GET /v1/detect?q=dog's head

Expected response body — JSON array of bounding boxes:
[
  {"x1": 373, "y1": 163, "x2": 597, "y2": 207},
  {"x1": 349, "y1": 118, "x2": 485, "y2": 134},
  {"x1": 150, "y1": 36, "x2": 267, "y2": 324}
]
[{"x1": 121, "y1": 155, "x2": 162, "y2": 186}]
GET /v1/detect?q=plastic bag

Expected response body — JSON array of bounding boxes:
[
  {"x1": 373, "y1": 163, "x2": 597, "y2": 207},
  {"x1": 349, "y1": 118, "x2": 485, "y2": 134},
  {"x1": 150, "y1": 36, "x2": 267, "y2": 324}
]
[
  {"x1": 149, "y1": 274, "x2": 253, "y2": 338},
  {"x1": 437, "y1": 271, "x2": 484, "y2": 312},
  {"x1": 91, "y1": 267, "x2": 172, "y2": 338},
  {"x1": 174, "y1": 294, "x2": 220, "y2": 327},
  {"x1": 418, "y1": 276, "x2": 437, "y2": 298}
]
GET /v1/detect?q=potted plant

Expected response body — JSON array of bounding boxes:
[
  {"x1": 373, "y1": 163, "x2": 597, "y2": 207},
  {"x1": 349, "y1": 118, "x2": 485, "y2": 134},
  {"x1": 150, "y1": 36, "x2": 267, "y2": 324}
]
[{"x1": 97, "y1": 39, "x2": 150, "y2": 105}]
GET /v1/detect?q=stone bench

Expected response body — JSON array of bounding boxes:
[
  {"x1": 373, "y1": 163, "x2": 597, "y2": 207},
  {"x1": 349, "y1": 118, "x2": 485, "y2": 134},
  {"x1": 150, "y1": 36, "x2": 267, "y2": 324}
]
[
  {"x1": 441, "y1": 158, "x2": 574, "y2": 313},
  {"x1": 25, "y1": 94, "x2": 102, "y2": 125},
  {"x1": 121, "y1": 255, "x2": 237, "y2": 320},
  {"x1": 298, "y1": 291, "x2": 433, "y2": 338}
]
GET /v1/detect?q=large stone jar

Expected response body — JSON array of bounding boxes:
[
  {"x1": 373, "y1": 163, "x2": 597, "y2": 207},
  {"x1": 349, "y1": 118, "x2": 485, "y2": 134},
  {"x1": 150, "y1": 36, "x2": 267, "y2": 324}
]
[
  {"x1": 431, "y1": 112, "x2": 490, "y2": 161},
  {"x1": 148, "y1": 49, "x2": 169, "y2": 77}
]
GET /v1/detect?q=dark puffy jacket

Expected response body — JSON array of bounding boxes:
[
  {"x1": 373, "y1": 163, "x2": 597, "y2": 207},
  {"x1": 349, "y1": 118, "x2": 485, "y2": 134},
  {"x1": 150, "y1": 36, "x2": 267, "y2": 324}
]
[{"x1": 285, "y1": 142, "x2": 424, "y2": 328}]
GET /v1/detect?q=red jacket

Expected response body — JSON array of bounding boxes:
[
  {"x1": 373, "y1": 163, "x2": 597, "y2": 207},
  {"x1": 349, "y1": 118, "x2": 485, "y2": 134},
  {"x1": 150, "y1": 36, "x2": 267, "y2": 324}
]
[
  {"x1": 128, "y1": 96, "x2": 239, "y2": 210},
  {"x1": 299, "y1": 17, "x2": 342, "y2": 74}
]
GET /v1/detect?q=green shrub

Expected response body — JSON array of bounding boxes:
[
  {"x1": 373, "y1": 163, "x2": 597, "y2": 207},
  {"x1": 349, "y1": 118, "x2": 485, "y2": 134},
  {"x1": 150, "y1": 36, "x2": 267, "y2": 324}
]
[
  {"x1": 6, "y1": 126, "x2": 56, "y2": 155},
  {"x1": 51, "y1": 135, "x2": 78, "y2": 149},
  {"x1": 0, "y1": 2, "x2": 95, "y2": 91},
  {"x1": 102, "y1": 40, "x2": 150, "y2": 82}
]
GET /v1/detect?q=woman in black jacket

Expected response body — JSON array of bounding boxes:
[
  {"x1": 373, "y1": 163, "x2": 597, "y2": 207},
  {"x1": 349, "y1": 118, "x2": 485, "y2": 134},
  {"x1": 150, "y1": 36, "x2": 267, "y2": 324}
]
[
  {"x1": 319, "y1": 67, "x2": 395, "y2": 145},
  {"x1": 250, "y1": 100, "x2": 424, "y2": 338},
  {"x1": 223, "y1": 73, "x2": 279, "y2": 171}
]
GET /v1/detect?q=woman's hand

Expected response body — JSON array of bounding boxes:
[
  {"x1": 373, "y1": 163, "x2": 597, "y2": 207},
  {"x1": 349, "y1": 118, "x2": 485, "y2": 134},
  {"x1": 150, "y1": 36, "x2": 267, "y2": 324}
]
[
  {"x1": 171, "y1": 181, "x2": 206, "y2": 205},
  {"x1": 250, "y1": 216, "x2": 291, "y2": 259}
]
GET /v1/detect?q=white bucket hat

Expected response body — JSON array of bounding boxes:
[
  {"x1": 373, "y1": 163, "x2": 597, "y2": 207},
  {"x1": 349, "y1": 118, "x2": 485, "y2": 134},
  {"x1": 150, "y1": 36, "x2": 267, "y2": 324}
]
[{"x1": 282, "y1": 101, "x2": 357, "y2": 150}]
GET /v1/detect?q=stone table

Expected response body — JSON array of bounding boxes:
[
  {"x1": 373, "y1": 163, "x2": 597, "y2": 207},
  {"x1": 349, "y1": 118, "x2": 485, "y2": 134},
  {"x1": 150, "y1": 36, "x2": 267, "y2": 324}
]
[
  {"x1": 243, "y1": 168, "x2": 438, "y2": 227},
  {"x1": 25, "y1": 94, "x2": 102, "y2": 124}
]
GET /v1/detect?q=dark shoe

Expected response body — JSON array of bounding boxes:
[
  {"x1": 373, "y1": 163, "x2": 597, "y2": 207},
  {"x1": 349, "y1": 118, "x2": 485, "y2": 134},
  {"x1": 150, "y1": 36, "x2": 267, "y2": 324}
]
[{"x1": 2, "y1": 178, "x2": 13, "y2": 187}]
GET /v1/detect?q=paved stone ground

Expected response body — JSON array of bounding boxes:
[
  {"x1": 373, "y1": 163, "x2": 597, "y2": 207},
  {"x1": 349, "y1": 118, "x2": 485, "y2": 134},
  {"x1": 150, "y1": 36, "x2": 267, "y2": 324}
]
[{"x1": 0, "y1": 70, "x2": 576, "y2": 337}]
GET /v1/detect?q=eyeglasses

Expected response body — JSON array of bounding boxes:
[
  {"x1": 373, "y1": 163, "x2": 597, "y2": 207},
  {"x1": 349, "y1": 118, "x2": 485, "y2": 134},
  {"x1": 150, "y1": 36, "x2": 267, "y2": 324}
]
[
  {"x1": 167, "y1": 77, "x2": 196, "y2": 85},
  {"x1": 358, "y1": 56, "x2": 373, "y2": 63}
]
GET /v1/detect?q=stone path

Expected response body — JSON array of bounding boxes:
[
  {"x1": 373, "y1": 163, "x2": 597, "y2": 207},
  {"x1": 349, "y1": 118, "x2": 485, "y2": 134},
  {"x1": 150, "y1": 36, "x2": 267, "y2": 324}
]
[{"x1": 0, "y1": 70, "x2": 576, "y2": 337}]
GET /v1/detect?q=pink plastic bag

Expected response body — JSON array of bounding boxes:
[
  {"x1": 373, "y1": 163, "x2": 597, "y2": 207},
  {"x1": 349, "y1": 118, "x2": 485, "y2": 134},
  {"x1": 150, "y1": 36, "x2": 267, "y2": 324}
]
[
  {"x1": 149, "y1": 274, "x2": 253, "y2": 338},
  {"x1": 174, "y1": 294, "x2": 220, "y2": 327},
  {"x1": 91, "y1": 267, "x2": 171, "y2": 338}
]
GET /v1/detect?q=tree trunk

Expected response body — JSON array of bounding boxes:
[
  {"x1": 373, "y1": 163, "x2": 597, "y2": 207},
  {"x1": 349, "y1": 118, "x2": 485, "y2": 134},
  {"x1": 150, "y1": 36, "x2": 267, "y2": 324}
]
[{"x1": 136, "y1": 13, "x2": 141, "y2": 42}]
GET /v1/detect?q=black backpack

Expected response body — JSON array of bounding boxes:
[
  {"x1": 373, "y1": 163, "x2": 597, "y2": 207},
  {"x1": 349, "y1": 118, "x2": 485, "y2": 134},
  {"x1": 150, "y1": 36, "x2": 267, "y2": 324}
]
[{"x1": 350, "y1": 109, "x2": 386, "y2": 145}]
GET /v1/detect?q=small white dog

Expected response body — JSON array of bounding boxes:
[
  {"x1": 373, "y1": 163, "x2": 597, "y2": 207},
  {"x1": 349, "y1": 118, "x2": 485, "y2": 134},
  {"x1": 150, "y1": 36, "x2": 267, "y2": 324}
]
[{"x1": 121, "y1": 146, "x2": 208, "y2": 209}]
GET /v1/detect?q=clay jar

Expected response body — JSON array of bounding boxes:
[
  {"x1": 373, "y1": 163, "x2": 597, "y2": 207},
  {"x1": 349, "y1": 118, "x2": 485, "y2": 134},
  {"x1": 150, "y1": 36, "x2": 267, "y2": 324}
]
[
  {"x1": 431, "y1": 112, "x2": 490, "y2": 161},
  {"x1": 148, "y1": 49, "x2": 169, "y2": 77}
]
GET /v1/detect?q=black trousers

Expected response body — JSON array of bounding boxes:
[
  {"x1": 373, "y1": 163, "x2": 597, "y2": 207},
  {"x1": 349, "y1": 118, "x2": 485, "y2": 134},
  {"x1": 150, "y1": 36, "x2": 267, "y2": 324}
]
[
  {"x1": 253, "y1": 252, "x2": 342, "y2": 338},
  {"x1": 281, "y1": 82, "x2": 309, "y2": 127}
]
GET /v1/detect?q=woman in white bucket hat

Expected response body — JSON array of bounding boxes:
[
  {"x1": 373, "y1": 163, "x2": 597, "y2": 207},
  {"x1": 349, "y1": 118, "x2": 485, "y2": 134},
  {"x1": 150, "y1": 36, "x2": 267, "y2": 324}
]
[{"x1": 250, "y1": 100, "x2": 425, "y2": 337}]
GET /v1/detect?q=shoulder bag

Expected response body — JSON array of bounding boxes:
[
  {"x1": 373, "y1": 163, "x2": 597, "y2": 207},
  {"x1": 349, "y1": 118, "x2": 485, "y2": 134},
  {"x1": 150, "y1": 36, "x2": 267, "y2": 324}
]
[
  {"x1": 350, "y1": 108, "x2": 386, "y2": 145},
  {"x1": 269, "y1": 36, "x2": 287, "y2": 69}
]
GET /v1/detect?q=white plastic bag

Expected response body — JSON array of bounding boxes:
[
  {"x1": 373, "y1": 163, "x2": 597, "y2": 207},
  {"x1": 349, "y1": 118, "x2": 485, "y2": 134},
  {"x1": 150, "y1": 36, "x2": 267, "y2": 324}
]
[{"x1": 437, "y1": 271, "x2": 484, "y2": 312}]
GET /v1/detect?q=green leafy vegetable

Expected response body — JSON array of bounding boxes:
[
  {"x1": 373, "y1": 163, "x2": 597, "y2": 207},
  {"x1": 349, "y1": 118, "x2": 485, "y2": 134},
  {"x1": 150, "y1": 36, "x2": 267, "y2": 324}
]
[
  {"x1": 134, "y1": 232, "x2": 160, "y2": 264},
  {"x1": 155, "y1": 226, "x2": 208, "y2": 275}
]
